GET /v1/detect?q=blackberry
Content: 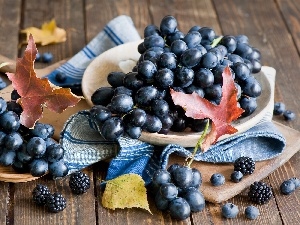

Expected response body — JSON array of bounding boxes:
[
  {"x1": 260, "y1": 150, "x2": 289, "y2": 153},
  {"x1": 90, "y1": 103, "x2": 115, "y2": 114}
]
[
  {"x1": 234, "y1": 156, "x2": 255, "y2": 175},
  {"x1": 32, "y1": 184, "x2": 51, "y2": 206},
  {"x1": 69, "y1": 171, "x2": 91, "y2": 195},
  {"x1": 46, "y1": 192, "x2": 66, "y2": 213},
  {"x1": 248, "y1": 181, "x2": 272, "y2": 204}
]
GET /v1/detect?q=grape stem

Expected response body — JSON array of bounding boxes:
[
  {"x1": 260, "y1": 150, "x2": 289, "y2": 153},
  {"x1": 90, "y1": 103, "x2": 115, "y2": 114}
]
[
  {"x1": 186, "y1": 119, "x2": 210, "y2": 168},
  {"x1": 211, "y1": 36, "x2": 223, "y2": 48}
]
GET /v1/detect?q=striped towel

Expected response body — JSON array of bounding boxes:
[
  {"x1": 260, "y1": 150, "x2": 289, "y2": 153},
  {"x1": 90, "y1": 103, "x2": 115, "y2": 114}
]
[{"x1": 46, "y1": 15, "x2": 141, "y2": 88}]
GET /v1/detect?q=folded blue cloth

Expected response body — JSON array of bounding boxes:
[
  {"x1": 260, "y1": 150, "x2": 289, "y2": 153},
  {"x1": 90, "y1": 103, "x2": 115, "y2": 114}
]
[
  {"x1": 56, "y1": 15, "x2": 286, "y2": 185},
  {"x1": 45, "y1": 15, "x2": 141, "y2": 88}
]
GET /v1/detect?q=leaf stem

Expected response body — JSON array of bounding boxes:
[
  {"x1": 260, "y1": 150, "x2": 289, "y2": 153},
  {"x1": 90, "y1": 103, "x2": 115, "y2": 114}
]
[{"x1": 187, "y1": 119, "x2": 210, "y2": 168}]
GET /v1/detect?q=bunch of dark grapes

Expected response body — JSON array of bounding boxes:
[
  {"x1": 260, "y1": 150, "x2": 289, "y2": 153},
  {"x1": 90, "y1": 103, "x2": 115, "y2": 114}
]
[
  {"x1": 90, "y1": 15, "x2": 263, "y2": 141},
  {"x1": 0, "y1": 93, "x2": 68, "y2": 178},
  {"x1": 148, "y1": 164, "x2": 204, "y2": 220}
]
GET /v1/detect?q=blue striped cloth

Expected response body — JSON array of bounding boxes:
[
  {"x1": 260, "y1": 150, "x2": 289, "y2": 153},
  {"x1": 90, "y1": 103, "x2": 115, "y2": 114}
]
[
  {"x1": 57, "y1": 16, "x2": 285, "y2": 185},
  {"x1": 46, "y1": 15, "x2": 141, "y2": 88}
]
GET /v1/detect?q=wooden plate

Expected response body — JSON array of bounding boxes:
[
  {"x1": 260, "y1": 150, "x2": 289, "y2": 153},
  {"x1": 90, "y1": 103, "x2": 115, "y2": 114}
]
[{"x1": 82, "y1": 40, "x2": 273, "y2": 147}]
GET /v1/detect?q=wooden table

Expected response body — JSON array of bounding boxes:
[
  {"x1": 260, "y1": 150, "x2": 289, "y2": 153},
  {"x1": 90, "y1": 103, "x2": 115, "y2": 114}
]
[{"x1": 0, "y1": 0, "x2": 300, "y2": 224}]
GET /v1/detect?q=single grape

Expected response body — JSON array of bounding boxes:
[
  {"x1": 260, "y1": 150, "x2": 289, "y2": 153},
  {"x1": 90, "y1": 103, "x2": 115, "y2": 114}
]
[
  {"x1": 114, "y1": 86, "x2": 132, "y2": 96},
  {"x1": 4, "y1": 131, "x2": 23, "y2": 151},
  {"x1": 220, "y1": 35, "x2": 237, "y2": 53},
  {"x1": 200, "y1": 52, "x2": 218, "y2": 69},
  {"x1": 184, "y1": 85, "x2": 205, "y2": 97},
  {"x1": 198, "y1": 27, "x2": 216, "y2": 43},
  {"x1": 241, "y1": 76, "x2": 262, "y2": 97},
  {"x1": 171, "y1": 117, "x2": 186, "y2": 132},
  {"x1": 169, "y1": 197, "x2": 191, "y2": 220},
  {"x1": 90, "y1": 105, "x2": 112, "y2": 123},
  {"x1": 239, "y1": 96, "x2": 257, "y2": 117},
  {"x1": 154, "y1": 192, "x2": 169, "y2": 211},
  {"x1": 123, "y1": 72, "x2": 144, "y2": 91},
  {"x1": 31, "y1": 122, "x2": 55, "y2": 139},
  {"x1": 142, "y1": 114, "x2": 162, "y2": 133},
  {"x1": 183, "y1": 31, "x2": 202, "y2": 48},
  {"x1": 170, "y1": 39, "x2": 188, "y2": 57},
  {"x1": 227, "y1": 54, "x2": 244, "y2": 64},
  {"x1": 283, "y1": 110, "x2": 296, "y2": 121},
  {"x1": 180, "y1": 48, "x2": 203, "y2": 68},
  {"x1": 158, "y1": 52, "x2": 177, "y2": 70},
  {"x1": 171, "y1": 166, "x2": 193, "y2": 189},
  {"x1": 160, "y1": 15, "x2": 177, "y2": 36},
  {"x1": 152, "y1": 169, "x2": 171, "y2": 185},
  {"x1": 125, "y1": 124, "x2": 142, "y2": 139},
  {"x1": 231, "y1": 62, "x2": 251, "y2": 81},
  {"x1": 48, "y1": 160, "x2": 69, "y2": 178},
  {"x1": 30, "y1": 159, "x2": 48, "y2": 177},
  {"x1": 107, "y1": 71, "x2": 126, "y2": 88},
  {"x1": 0, "y1": 149, "x2": 16, "y2": 166},
  {"x1": 174, "y1": 66, "x2": 194, "y2": 88},
  {"x1": 110, "y1": 94, "x2": 134, "y2": 114},
  {"x1": 234, "y1": 42, "x2": 253, "y2": 58},
  {"x1": 45, "y1": 144, "x2": 64, "y2": 163},
  {"x1": 166, "y1": 30, "x2": 185, "y2": 46},
  {"x1": 0, "y1": 110, "x2": 20, "y2": 132},
  {"x1": 154, "y1": 68, "x2": 174, "y2": 89},
  {"x1": 137, "y1": 60, "x2": 157, "y2": 82},
  {"x1": 144, "y1": 24, "x2": 161, "y2": 37},
  {"x1": 160, "y1": 183, "x2": 178, "y2": 200},
  {"x1": 91, "y1": 87, "x2": 114, "y2": 106},
  {"x1": 190, "y1": 168, "x2": 202, "y2": 188},
  {"x1": 182, "y1": 187, "x2": 205, "y2": 212},
  {"x1": 26, "y1": 137, "x2": 47, "y2": 158},
  {"x1": 101, "y1": 117, "x2": 124, "y2": 141},
  {"x1": 151, "y1": 99, "x2": 169, "y2": 118},
  {"x1": 0, "y1": 97, "x2": 7, "y2": 114},
  {"x1": 144, "y1": 35, "x2": 165, "y2": 49},
  {"x1": 235, "y1": 34, "x2": 249, "y2": 44},
  {"x1": 135, "y1": 86, "x2": 158, "y2": 106}
]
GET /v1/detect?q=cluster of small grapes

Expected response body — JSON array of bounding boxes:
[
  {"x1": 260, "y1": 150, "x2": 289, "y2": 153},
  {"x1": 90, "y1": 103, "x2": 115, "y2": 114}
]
[
  {"x1": 90, "y1": 15, "x2": 263, "y2": 141},
  {"x1": 273, "y1": 102, "x2": 296, "y2": 121},
  {"x1": 0, "y1": 92, "x2": 68, "y2": 178},
  {"x1": 148, "y1": 164, "x2": 204, "y2": 220},
  {"x1": 36, "y1": 52, "x2": 53, "y2": 63}
]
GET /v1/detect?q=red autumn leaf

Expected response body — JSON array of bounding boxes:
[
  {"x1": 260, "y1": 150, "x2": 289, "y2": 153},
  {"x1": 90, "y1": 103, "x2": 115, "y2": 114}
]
[
  {"x1": 6, "y1": 34, "x2": 81, "y2": 128},
  {"x1": 171, "y1": 66, "x2": 244, "y2": 151}
]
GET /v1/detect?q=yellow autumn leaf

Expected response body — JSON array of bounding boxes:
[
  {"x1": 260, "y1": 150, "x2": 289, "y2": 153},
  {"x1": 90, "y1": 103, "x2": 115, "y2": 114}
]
[
  {"x1": 102, "y1": 174, "x2": 151, "y2": 214},
  {"x1": 20, "y1": 19, "x2": 66, "y2": 46}
]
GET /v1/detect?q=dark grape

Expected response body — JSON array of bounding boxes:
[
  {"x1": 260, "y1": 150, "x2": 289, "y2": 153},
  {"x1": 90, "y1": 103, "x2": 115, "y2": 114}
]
[
  {"x1": 198, "y1": 27, "x2": 216, "y2": 43},
  {"x1": 194, "y1": 68, "x2": 214, "y2": 88},
  {"x1": 174, "y1": 66, "x2": 194, "y2": 88},
  {"x1": 123, "y1": 72, "x2": 144, "y2": 90},
  {"x1": 182, "y1": 187, "x2": 205, "y2": 212},
  {"x1": 220, "y1": 35, "x2": 237, "y2": 53},
  {"x1": 30, "y1": 159, "x2": 48, "y2": 177},
  {"x1": 158, "y1": 52, "x2": 177, "y2": 70},
  {"x1": 200, "y1": 52, "x2": 218, "y2": 69},
  {"x1": 4, "y1": 131, "x2": 23, "y2": 150},
  {"x1": 239, "y1": 96, "x2": 257, "y2": 117},
  {"x1": 151, "y1": 99, "x2": 170, "y2": 118},
  {"x1": 171, "y1": 166, "x2": 193, "y2": 189},
  {"x1": 48, "y1": 160, "x2": 68, "y2": 178},
  {"x1": 144, "y1": 24, "x2": 161, "y2": 37},
  {"x1": 169, "y1": 197, "x2": 191, "y2": 220},
  {"x1": 0, "y1": 110, "x2": 20, "y2": 132},
  {"x1": 0, "y1": 149, "x2": 16, "y2": 166},
  {"x1": 170, "y1": 39, "x2": 188, "y2": 56},
  {"x1": 91, "y1": 87, "x2": 114, "y2": 106},
  {"x1": 143, "y1": 114, "x2": 162, "y2": 133},
  {"x1": 45, "y1": 144, "x2": 64, "y2": 163},
  {"x1": 0, "y1": 97, "x2": 7, "y2": 114},
  {"x1": 160, "y1": 183, "x2": 178, "y2": 200},
  {"x1": 101, "y1": 117, "x2": 124, "y2": 141},
  {"x1": 155, "y1": 68, "x2": 174, "y2": 89},
  {"x1": 137, "y1": 60, "x2": 157, "y2": 82},
  {"x1": 144, "y1": 35, "x2": 165, "y2": 49},
  {"x1": 107, "y1": 71, "x2": 126, "y2": 87},
  {"x1": 160, "y1": 15, "x2": 177, "y2": 36},
  {"x1": 183, "y1": 31, "x2": 202, "y2": 48},
  {"x1": 90, "y1": 105, "x2": 112, "y2": 123},
  {"x1": 110, "y1": 94, "x2": 134, "y2": 114},
  {"x1": 181, "y1": 48, "x2": 203, "y2": 68},
  {"x1": 135, "y1": 86, "x2": 158, "y2": 106},
  {"x1": 26, "y1": 137, "x2": 47, "y2": 158}
]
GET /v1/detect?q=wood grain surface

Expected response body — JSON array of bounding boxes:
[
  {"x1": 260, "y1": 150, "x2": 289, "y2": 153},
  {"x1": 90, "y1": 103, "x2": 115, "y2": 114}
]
[{"x1": 0, "y1": 0, "x2": 300, "y2": 224}]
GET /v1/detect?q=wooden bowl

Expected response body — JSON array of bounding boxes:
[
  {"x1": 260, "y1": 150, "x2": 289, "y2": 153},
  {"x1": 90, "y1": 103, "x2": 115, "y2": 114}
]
[{"x1": 82, "y1": 40, "x2": 273, "y2": 147}]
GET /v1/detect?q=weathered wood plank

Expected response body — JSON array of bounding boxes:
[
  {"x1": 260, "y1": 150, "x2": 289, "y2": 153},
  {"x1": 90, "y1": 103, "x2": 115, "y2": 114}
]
[
  {"x1": 0, "y1": 182, "x2": 9, "y2": 225},
  {"x1": 85, "y1": 0, "x2": 151, "y2": 42},
  {"x1": 13, "y1": 168, "x2": 96, "y2": 225},
  {"x1": 213, "y1": 0, "x2": 300, "y2": 224},
  {"x1": 269, "y1": 155, "x2": 300, "y2": 225},
  {"x1": 11, "y1": 1, "x2": 97, "y2": 225},
  {"x1": 0, "y1": 0, "x2": 22, "y2": 60},
  {"x1": 21, "y1": 0, "x2": 86, "y2": 65},
  {"x1": 277, "y1": 0, "x2": 300, "y2": 55}
]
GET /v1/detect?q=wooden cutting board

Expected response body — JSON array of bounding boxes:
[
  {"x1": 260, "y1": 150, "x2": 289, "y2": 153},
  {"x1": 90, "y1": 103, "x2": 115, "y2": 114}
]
[{"x1": 168, "y1": 121, "x2": 300, "y2": 203}]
